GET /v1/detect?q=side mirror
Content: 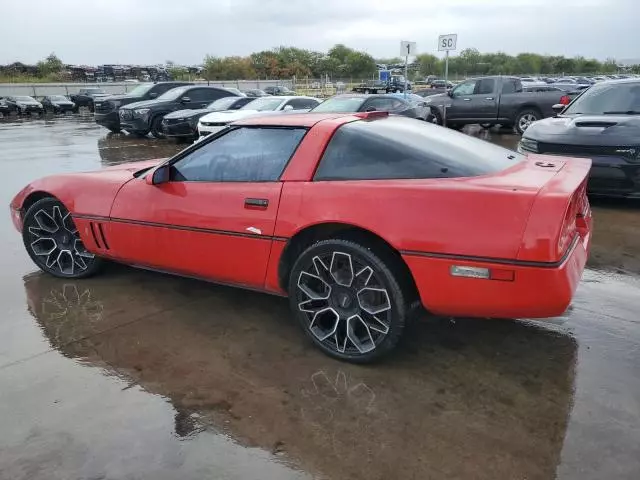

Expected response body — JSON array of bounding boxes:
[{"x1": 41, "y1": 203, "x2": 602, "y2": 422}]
[
  {"x1": 283, "y1": 105, "x2": 294, "y2": 111},
  {"x1": 180, "y1": 96, "x2": 191, "y2": 103},
  {"x1": 146, "y1": 165, "x2": 170, "y2": 185},
  {"x1": 364, "y1": 106, "x2": 377, "y2": 112},
  {"x1": 149, "y1": 92, "x2": 158, "y2": 98},
  {"x1": 447, "y1": 89, "x2": 454, "y2": 97},
  {"x1": 552, "y1": 104, "x2": 565, "y2": 115}
]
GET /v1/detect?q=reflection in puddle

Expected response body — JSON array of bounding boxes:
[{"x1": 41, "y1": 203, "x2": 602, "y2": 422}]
[{"x1": 22, "y1": 267, "x2": 578, "y2": 480}]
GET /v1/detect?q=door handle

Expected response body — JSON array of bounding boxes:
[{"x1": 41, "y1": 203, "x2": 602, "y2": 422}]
[
  {"x1": 485, "y1": 97, "x2": 494, "y2": 100},
  {"x1": 462, "y1": 98, "x2": 471, "y2": 101},
  {"x1": 244, "y1": 198, "x2": 269, "y2": 208}
]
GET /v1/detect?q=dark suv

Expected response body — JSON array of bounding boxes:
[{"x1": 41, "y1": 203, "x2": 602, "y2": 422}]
[
  {"x1": 118, "y1": 86, "x2": 241, "y2": 138},
  {"x1": 94, "y1": 82, "x2": 192, "y2": 133}
]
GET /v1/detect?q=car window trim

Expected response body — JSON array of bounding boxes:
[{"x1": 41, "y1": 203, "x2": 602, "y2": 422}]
[{"x1": 168, "y1": 125, "x2": 310, "y2": 183}]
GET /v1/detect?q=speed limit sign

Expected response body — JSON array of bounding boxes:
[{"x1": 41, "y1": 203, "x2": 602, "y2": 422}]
[{"x1": 438, "y1": 34, "x2": 458, "y2": 51}]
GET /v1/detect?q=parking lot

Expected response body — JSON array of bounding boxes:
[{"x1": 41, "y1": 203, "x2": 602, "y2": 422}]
[{"x1": 1, "y1": 115, "x2": 639, "y2": 479}]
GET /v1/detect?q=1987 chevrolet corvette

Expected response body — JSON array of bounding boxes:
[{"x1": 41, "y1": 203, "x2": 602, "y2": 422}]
[{"x1": 10, "y1": 112, "x2": 592, "y2": 362}]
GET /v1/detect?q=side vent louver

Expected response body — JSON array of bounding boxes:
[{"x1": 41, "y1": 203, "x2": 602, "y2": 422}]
[{"x1": 89, "y1": 222, "x2": 110, "y2": 250}]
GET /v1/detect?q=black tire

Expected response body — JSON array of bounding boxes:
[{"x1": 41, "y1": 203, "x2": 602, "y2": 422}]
[
  {"x1": 514, "y1": 108, "x2": 541, "y2": 135},
  {"x1": 107, "y1": 126, "x2": 121, "y2": 134},
  {"x1": 431, "y1": 109, "x2": 444, "y2": 125},
  {"x1": 480, "y1": 123, "x2": 492, "y2": 129},
  {"x1": 22, "y1": 197, "x2": 104, "y2": 279},
  {"x1": 150, "y1": 116, "x2": 165, "y2": 139},
  {"x1": 288, "y1": 239, "x2": 408, "y2": 363},
  {"x1": 131, "y1": 130, "x2": 150, "y2": 138}
]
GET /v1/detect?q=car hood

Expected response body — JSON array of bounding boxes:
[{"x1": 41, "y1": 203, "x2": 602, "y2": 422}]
[
  {"x1": 102, "y1": 93, "x2": 144, "y2": 103},
  {"x1": 17, "y1": 101, "x2": 42, "y2": 106},
  {"x1": 199, "y1": 109, "x2": 265, "y2": 123},
  {"x1": 52, "y1": 101, "x2": 74, "y2": 105},
  {"x1": 524, "y1": 114, "x2": 640, "y2": 146},
  {"x1": 164, "y1": 108, "x2": 209, "y2": 119},
  {"x1": 423, "y1": 93, "x2": 449, "y2": 104},
  {"x1": 121, "y1": 99, "x2": 168, "y2": 110}
]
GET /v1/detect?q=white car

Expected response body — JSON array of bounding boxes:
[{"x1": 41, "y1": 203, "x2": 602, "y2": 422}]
[{"x1": 197, "y1": 95, "x2": 321, "y2": 138}]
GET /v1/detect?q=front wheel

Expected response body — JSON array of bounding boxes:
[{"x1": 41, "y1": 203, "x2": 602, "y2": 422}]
[
  {"x1": 150, "y1": 116, "x2": 165, "y2": 139},
  {"x1": 22, "y1": 198, "x2": 103, "y2": 279},
  {"x1": 289, "y1": 239, "x2": 408, "y2": 363},
  {"x1": 515, "y1": 109, "x2": 541, "y2": 134}
]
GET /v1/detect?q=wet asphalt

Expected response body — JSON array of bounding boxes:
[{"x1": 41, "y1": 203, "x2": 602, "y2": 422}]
[{"x1": 0, "y1": 114, "x2": 639, "y2": 480}]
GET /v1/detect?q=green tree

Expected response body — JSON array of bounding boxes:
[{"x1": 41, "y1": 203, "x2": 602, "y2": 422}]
[{"x1": 36, "y1": 52, "x2": 64, "y2": 78}]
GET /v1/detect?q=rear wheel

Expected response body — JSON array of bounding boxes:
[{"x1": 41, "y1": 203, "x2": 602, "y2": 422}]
[
  {"x1": 107, "y1": 126, "x2": 121, "y2": 134},
  {"x1": 150, "y1": 116, "x2": 165, "y2": 139},
  {"x1": 22, "y1": 198, "x2": 103, "y2": 279},
  {"x1": 288, "y1": 239, "x2": 408, "y2": 363}
]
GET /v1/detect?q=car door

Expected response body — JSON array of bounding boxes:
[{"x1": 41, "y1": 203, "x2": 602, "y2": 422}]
[
  {"x1": 446, "y1": 79, "x2": 478, "y2": 120},
  {"x1": 471, "y1": 78, "x2": 499, "y2": 120},
  {"x1": 107, "y1": 126, "x2": 307, "y2": 288}
]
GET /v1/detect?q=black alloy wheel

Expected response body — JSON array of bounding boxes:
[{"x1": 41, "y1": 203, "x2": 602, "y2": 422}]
[
  {"x1": 22, "y1": 198, "x2": 103, "y2": 279},
  {"x1": 289, "y1": 239, "x2": 408, "y2": 363}
]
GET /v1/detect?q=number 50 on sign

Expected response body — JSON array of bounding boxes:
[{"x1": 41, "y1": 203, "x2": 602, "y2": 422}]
[{"x1": 438, "y1": 34, "x2": 457, "y2": 51}]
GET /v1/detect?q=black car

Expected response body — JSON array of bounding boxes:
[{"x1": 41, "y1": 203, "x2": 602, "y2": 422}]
[
  {"x1": 519, "y1": 79, "x2": 640, "y2": 198},
  {"x1": 263, "y1": 85, "x2": 295, "y2": 96},
  {"x1": 242, "y1": 89, "x2": 270, "y2": 97},
  {"x1": 94, "y1": 81, "x2": 192, "y2": 133},
  {"x1": 41, "y1": 95, "x2": 76, "y2": 113},
  {"x1": 118, "y1": 86, "x2": 241, "y2": 138},
  {"x1": 161, "y1": 96, "x2": 255, "y2": 142},
  {"x1": 0, "y1": 97, "x2": 18, "y2": 117},
  {"x1": 3, "y1": 96, "x2": 44, "y2": 115},
  {"x1": 311, "y1": 94, "x2": 430, "y2": 120},
  {"x1": 68, "y1": 88, "x2": 110, "y2": 111}
]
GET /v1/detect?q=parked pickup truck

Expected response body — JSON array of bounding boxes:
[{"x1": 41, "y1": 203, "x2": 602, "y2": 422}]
[
  {"x1": 68, "y1": 88, "x2": 110, "y2": 112},
  {"x1": 424, "y1": 76, "x2": 575, "y2": 134},
  {"x1": 352, "y1": 77, "x2": 412, "y2": 94}
]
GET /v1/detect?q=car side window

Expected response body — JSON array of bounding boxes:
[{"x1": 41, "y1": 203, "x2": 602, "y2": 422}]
[
  {"x1": 314, "y1": 124, "x2": 451, "y2": 181},
  {"x1": 187, "y1": 88, "x2": 215, "y2": 102},
  {"x1": 452, "y1": 80, "x2": 477, "y2": 96},
  {"x1": 171, "y1": 127, "x2": 307, "y2": 182},
  {"x1": 501, "y1": 79, "x2": 518, "y2": 94},
  {"x1": 475, "y1": 79, "x2": 495, "y2": 95},
  {"x1": 286, "y1": 98, "x2": 319, "y2": 110},
  {"x1": 365, "y1": 97, "x2": 396, "y2": 111},
  {"x1": 155, "y1": 84, "x2": 178, "y2": 95}
]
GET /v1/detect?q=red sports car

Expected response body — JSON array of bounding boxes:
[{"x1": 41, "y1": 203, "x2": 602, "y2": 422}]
[{"x1": 10, "y1": 112, "x2": 592, "y2": 362}]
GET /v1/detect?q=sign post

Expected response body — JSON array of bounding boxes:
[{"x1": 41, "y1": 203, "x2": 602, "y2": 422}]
[
  {"x1": 437, "y1": 34, "x2": 458, "y2": 124},
  {"x1": 400, "y1": 41, "x2": 417, "y2": 98}
]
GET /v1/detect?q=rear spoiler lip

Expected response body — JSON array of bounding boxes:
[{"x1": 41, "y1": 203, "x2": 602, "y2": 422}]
[{"x1": 516, "y1": 154, "x2": 592, "y2": 263}]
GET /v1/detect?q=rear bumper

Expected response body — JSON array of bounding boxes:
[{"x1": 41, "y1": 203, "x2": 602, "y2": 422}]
[{"x1": 404, "y1": 234, "x2": 589, "y2": 319}]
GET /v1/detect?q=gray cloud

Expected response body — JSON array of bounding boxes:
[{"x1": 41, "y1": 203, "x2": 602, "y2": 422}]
[{"x1": 1, "y1": 0, "x2": 637, "y2": 65}]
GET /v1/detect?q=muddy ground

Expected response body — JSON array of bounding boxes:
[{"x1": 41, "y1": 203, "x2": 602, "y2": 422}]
[{"x1": 0, "y1": 115, "x2": 639, "y2": 480}]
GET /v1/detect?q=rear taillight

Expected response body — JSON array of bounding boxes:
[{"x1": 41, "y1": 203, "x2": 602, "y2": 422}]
[
  {"x1": 558, "y1": 181, "x2": 590, "y2": 254},
  {"x1": 560, "y1": 95, "x2": 570, "y2": 105}
]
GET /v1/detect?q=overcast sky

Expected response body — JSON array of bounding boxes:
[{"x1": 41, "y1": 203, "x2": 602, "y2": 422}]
[{"x1": 2, "y1": 0, "x2": 638, "y2": 65}]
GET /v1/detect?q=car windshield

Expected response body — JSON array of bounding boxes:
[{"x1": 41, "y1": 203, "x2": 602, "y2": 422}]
[
  {"x1": 15, "y1": 96, "x2": 36, "y2": 101},
  {"x1": 207, "y1": 97, "x2": 242, "y2": 110},
  {"x1": 563, "y1": 82, "x2": 640, "y2": 115},
  {"x1": 85, "y1": 89, "x2": 106, "y2": 94},
  {"x1": 157, "y1": 86, "x2": 191, "y2": 101},
  {"x1": 126, "y1": 84, "x2": 154, "y2": 96},
  {"x1": 312, "y1": 97, "x2": 366, "y2": 112},
  {"x1": 49, "y1": 96, "x2": 68, "y2": 101},
  {"x1": 240, "y1": 97, "x2": 283, "y2": 111}
]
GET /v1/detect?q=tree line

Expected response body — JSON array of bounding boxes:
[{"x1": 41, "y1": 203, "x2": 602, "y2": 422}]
[{"x1": 2, "y1": 47, "x2": 637, "y2": 84}]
